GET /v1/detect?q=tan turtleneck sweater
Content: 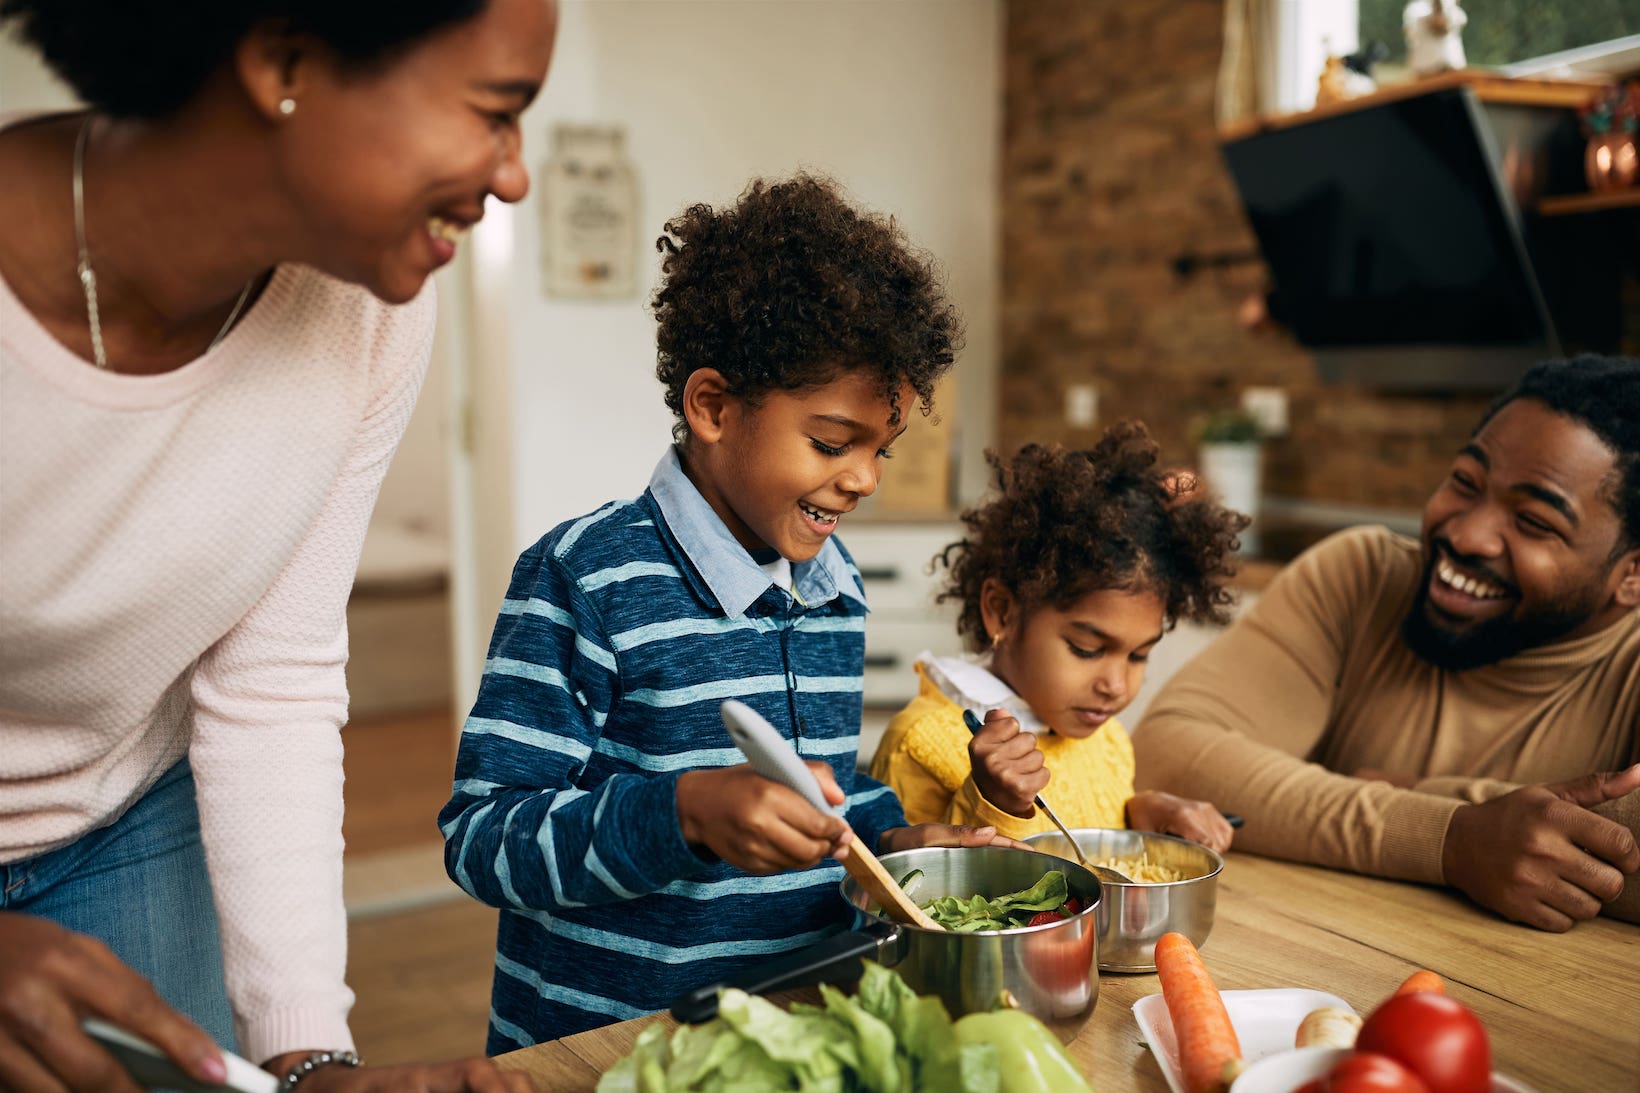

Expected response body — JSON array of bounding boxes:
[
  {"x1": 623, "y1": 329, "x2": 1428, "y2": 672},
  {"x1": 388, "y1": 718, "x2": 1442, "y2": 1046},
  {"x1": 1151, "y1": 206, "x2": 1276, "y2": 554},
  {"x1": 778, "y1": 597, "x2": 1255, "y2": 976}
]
[{"x1": 1134, "y1": 526, "x2": 1640, "y2": 922}]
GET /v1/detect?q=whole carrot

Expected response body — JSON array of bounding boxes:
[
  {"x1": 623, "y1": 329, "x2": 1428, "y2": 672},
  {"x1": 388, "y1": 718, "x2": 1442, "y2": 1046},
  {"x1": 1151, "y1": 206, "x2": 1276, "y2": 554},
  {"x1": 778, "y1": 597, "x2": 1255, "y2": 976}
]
[
  {"x1": 1154, "y1": 932, "x2": 1243, "y2": 1093},
  {"x1": 1393, "y1": 969, "x2": 1445, "y2": 997}
]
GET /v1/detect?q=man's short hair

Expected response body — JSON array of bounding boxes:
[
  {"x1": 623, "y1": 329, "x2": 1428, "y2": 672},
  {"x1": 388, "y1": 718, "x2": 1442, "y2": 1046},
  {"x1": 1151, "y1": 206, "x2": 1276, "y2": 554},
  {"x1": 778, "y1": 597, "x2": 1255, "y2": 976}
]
[{"x1": 1476, "y1": 355, "x2": 1639, "y2": 551}]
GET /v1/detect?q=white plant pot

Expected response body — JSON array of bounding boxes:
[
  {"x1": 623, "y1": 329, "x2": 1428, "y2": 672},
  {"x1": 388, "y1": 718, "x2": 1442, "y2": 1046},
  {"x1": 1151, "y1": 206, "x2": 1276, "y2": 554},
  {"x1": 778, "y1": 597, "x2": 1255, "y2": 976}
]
[{"x1": 1198, "y1": 442, "x2": 1262, "y2": 555}]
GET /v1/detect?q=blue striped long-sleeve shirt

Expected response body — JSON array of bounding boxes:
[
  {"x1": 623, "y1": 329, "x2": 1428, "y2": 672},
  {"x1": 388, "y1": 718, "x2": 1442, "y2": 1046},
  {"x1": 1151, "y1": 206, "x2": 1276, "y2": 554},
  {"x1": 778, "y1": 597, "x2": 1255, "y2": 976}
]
[{"x1": 439, "y1": 448, "x2": 906, "y2": 1050}]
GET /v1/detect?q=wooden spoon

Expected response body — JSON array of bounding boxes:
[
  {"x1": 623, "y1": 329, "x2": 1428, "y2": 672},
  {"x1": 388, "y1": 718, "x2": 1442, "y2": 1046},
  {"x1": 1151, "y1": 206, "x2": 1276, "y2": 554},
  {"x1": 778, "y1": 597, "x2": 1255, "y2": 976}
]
[{"x1": 721, "y1": 700, "x2": 941, "y2": 929}]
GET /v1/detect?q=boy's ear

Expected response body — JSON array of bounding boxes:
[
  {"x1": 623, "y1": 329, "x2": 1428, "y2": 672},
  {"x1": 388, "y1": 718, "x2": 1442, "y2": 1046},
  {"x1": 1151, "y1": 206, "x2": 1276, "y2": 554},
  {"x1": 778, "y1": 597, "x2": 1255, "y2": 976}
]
[
  {"x1": 682, "y1": 368, "x2": 734, "y2": 445},
  {"x1": 978, "y1": 577, "x2": 1016, "y2": 644}
]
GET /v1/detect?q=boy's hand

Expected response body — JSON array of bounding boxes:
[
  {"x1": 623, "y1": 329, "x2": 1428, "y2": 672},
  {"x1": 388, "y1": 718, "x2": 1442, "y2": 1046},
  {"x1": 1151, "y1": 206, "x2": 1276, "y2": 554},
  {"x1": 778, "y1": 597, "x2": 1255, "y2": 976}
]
[
  {"x1": 878, "y1": 824, "x2": 1031, "y2": 853},
  {"x1": 1125, "y1": 790, "x2": 1234, "y2": 854},
  {"x1": 968, "y1": 710, "x2": 1047, "y2": 817},
  {"x1": 676, "y1": 763, "x2": 849, "y2": 874}
]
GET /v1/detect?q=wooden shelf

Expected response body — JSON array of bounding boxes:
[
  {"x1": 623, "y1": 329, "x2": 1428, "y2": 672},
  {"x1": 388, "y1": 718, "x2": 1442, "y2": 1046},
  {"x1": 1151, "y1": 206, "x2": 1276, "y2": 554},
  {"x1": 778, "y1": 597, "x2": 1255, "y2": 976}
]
[
  {"x1": 1537, "y1": 188, "x2": 1640, "y2": 216},
  {"x1": 1220, "y1": 70, "x2": 1605, "y2": 141}
]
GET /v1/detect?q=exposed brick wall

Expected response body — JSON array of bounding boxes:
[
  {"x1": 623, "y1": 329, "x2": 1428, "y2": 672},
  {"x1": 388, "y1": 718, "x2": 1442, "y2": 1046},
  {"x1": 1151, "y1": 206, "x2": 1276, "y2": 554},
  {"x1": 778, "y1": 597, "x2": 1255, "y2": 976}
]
[{"x1": 1000, "y1": 0, "x2": 1516, "y2": 510}]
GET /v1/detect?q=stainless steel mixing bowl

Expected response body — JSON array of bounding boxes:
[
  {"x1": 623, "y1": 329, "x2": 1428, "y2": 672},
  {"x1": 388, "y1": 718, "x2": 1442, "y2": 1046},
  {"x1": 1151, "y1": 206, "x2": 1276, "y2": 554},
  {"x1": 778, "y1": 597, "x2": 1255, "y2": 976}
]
[{"x1": 1024, "y1": 828, "x2": 1221, "y2": 972}]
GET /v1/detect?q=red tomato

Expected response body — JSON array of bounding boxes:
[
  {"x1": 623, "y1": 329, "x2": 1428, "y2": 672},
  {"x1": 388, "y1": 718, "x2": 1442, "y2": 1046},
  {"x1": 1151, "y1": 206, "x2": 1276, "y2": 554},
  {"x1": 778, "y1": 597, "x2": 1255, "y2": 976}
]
[
  {"x1": 1323, "y1": 1052, "x2": 1433, "y2": 1092},
  {"x1": 1294, "y1": 1081, "x2": 1325, "y2": 1093},
  {"x1": 1357, "y1": 993, "x2": 1491, "y2": 1093},
  {"x1": 1027, "y1": 911, "x2": 1063, "y2": 927}
]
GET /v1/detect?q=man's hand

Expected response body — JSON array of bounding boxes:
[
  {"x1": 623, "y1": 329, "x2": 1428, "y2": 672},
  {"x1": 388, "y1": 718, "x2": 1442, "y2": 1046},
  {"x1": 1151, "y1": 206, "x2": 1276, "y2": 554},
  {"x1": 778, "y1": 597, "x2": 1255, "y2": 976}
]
[
  {"x1": 968, "y1": 710, "x2": 1048, "y2": 817},
  {"x1": 676, "y1": 762, "x2": 849, "y2": 873},
  {"x1": 1125, "y1": 791, "x2": 1235, "y2": 854},
  {"x1": 0, "y1": 912, "x2": 227, "y2": 1093},
  {"x1": 267, "y1": 1055, "x2": 532, "y2": 1092},
  {"x1": 1441, "y1": 765, "x2": 1640, "y2": 932},
  {"x1": 878, "y1": 824, "x2": 1031, "y2": 853}
]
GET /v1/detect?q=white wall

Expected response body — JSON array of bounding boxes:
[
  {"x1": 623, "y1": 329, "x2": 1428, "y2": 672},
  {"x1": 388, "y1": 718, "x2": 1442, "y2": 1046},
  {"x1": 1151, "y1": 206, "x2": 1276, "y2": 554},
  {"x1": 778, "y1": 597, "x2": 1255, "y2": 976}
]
[
  {"x1": 0, "y1": 23, "x2": 78, "y2": 111},
  {"x1": 505, "y1": 0, "x2": 1001, "y2": 546}
]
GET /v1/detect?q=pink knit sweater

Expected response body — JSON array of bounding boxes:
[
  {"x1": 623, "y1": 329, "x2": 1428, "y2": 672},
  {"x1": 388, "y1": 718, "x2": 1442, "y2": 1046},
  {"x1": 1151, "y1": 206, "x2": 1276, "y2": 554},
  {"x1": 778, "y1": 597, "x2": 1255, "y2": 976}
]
[{"x1": 0, "y1": 258, "x2": 434, "y2": 1061}]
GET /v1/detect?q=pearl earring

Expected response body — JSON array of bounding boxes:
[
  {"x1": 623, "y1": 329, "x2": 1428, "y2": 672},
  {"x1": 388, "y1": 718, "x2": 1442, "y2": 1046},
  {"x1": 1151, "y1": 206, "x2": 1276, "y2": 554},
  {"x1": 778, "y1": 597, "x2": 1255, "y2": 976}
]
[{"x1": 278, "y1": 98, "x2": 297, "y2": 116}]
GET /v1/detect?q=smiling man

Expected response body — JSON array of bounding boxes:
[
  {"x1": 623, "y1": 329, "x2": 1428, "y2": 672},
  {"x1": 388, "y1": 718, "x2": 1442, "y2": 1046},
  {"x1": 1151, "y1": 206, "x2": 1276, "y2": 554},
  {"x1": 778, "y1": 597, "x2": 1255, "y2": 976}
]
[{"x1": 1133, "y1": 356, "x2": 1640, "y2": 931}]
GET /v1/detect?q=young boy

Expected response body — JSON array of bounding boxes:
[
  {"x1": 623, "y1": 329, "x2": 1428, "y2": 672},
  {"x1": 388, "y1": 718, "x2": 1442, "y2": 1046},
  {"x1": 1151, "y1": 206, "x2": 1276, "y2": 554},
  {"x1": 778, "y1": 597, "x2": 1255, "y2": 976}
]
[{"x1": 440, "y1": 175, "x2": 1001, "y2": 1050}]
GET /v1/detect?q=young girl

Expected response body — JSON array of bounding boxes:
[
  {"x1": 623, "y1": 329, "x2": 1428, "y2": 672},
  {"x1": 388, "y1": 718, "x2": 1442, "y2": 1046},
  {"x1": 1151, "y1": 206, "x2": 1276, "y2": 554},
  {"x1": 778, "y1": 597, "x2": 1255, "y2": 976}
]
[{"x1": 871, "y1": 421, "x2": 1248, "y2": 852}]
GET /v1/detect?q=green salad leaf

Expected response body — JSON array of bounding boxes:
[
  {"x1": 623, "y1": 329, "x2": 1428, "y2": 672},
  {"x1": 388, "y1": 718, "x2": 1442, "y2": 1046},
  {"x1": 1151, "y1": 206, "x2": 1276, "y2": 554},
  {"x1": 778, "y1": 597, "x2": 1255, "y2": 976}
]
[
  {"x1": 917, "y1": 870, "x2": 1069, "y2": 932},
  {"x1": 595, "y1": 962, "x2": 1005, "y2": 1093}
]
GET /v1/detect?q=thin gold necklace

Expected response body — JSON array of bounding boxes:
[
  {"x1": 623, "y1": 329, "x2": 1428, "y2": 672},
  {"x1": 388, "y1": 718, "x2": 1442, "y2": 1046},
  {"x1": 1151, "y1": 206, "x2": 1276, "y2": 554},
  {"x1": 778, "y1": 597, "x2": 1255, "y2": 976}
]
[{"x1": 73, "y1": 117, "x2": 253, "y2": 370}]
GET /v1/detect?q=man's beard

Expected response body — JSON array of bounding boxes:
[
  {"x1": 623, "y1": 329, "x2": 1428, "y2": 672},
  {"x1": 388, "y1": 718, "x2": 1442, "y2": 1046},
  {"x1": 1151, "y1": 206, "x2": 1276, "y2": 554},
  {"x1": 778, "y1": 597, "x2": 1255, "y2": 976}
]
[{"x1": 1400, "y1": 553, "x2": 1601, "y2": 671}]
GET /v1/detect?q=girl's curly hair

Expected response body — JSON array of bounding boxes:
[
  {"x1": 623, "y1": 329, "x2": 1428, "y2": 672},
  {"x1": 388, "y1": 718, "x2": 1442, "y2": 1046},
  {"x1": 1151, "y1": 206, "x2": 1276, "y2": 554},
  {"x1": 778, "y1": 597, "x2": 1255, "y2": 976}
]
[
  {"x1": 653, "y1": 174, "x2": 963, "y2": 443},
  {"x1": 938, "y1": 422, "x2": 1251, "y2": 651}
]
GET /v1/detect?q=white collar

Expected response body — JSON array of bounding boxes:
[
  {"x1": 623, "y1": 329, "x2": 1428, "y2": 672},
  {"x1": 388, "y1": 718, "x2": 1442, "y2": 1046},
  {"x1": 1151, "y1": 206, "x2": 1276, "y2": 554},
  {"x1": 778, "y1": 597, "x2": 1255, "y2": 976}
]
[{"x1": 917, "y1": 651, "x2": 1049, "y2": 734}]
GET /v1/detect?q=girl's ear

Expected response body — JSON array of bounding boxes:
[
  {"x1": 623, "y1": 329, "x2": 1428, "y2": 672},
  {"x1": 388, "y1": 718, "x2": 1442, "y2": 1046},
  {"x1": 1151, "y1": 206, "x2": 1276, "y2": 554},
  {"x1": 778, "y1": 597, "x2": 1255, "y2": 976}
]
[
  {"x1": 682, "y1": 369, "x2": 734, "y2": 445},
  {"x1": 978, "y1": 577, "x2": 1017, "y2": 646}
]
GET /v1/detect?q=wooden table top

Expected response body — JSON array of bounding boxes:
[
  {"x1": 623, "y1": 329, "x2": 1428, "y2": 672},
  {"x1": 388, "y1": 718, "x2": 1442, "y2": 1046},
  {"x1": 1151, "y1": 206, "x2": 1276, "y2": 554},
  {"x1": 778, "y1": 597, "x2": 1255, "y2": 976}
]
[{"x1": 496, "y1": 853, "x2": 1640, "y2": 1092}]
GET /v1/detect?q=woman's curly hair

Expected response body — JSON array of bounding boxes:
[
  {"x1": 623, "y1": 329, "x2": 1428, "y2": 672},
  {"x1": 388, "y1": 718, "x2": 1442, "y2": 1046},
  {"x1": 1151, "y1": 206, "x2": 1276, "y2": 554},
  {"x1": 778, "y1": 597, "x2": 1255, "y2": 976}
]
[
  {"x1": 938, "y1": 422, "x2": 1251, "y2": 651},
  {"x1": 653, "y1": 174, "x2": 963, "y2": 443}
]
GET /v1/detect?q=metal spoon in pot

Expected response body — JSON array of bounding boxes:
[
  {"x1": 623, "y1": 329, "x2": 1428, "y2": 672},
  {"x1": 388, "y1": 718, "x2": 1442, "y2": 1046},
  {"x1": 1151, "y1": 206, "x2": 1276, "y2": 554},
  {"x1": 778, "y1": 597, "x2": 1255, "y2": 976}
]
[{"x1": 962, "y1": 708, "x2": 1133, "y2": 885}]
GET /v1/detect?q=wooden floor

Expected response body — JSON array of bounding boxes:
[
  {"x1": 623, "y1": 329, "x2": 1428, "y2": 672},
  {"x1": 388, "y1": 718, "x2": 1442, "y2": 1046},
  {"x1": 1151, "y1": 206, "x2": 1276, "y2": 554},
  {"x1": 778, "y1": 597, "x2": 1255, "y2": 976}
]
[
  {"x1": 348, "y1": 897, "x2": 500, "y2": 1063},
  {"x1": 343, "y1": 707, "x2": 499, "y2": 1063},
  {"x1": 343, "y1": 707, "x2": 458, "y2": 856}
]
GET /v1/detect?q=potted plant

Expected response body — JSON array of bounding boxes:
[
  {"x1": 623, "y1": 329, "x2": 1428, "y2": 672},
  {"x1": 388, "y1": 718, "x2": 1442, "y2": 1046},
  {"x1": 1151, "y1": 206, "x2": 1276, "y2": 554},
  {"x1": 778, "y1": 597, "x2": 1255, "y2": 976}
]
[{"x1": 1193, "y1": 409, "x2": 1264, "y2": 554}]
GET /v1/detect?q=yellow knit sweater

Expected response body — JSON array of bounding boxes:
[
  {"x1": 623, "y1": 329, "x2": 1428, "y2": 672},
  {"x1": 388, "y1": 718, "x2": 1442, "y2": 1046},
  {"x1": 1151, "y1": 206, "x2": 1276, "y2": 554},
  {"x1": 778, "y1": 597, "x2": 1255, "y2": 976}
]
[{"x1": 870, "y1": 665, "x2": 1136, "y2": 839}]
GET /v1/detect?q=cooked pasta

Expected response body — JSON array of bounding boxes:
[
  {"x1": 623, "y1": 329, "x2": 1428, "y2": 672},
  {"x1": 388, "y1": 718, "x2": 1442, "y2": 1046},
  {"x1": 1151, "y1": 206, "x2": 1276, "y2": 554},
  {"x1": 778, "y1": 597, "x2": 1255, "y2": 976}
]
[{"x1": 1088, "y1": 853, "x2": 1187, "y2": 884}]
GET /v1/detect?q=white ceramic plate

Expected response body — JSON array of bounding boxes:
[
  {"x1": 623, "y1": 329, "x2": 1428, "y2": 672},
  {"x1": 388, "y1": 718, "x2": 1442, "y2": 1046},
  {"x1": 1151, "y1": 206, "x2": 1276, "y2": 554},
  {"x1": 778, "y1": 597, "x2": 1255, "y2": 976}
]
[
  {"x1": 1229, "y1": 1047, "x2": 1538, "y2": 1093},
  {"x1": 1132, "y1": 988, "x2": 1355, "y2": 1093}
]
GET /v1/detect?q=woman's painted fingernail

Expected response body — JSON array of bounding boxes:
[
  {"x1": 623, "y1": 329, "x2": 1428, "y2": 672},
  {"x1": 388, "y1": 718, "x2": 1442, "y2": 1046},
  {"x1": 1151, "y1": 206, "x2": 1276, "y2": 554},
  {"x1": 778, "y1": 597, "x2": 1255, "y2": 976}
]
[{"x1": 199, "y1": 1055, "x2": 228, "y2": 1083}]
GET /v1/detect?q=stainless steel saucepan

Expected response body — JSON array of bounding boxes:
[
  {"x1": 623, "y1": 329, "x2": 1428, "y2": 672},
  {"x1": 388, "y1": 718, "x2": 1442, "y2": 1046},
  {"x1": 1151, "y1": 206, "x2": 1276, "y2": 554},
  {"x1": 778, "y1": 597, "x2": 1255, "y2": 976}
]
[{"x1": 670, "y1": 845, "x2": 1102, "y2": 1041}]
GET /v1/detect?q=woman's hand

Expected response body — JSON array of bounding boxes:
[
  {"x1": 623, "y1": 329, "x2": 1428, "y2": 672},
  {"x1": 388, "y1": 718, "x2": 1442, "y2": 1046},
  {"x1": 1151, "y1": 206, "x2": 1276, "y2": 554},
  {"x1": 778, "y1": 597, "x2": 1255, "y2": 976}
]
[
  {"x1": 676, "y1": 763, "x2": 849, "y2": 873},
  {"x1": 271, "y1": 1056, "x2": 532, "y2": 1092},
  {"x1": 1125, "y1": 791, "x2": 1234, "y2": 854},
  {"x1": 879, "y1": 824, "x2": 1031, "y2": 853},
  {"x1": 968, "y1": 710, "x2": 1048, "y2": 817},
  {"x1": 0, "y1": 911, "x2": 227, "y2": 1093}
]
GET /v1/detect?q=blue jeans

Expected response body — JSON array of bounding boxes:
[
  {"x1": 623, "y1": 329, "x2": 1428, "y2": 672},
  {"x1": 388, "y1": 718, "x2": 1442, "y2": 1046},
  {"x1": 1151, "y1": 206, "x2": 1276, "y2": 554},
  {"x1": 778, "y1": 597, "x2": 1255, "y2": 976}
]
[{"x1": 1, "y1": 759, "x2": 236, "y2": 1052}]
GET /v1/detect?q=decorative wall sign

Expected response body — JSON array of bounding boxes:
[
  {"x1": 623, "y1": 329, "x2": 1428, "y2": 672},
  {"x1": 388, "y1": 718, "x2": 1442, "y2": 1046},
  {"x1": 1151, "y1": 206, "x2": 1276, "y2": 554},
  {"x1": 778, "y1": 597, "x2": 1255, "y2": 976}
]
[{"x1": 540, "y1": 124, "x2": 639, "y2": 299}]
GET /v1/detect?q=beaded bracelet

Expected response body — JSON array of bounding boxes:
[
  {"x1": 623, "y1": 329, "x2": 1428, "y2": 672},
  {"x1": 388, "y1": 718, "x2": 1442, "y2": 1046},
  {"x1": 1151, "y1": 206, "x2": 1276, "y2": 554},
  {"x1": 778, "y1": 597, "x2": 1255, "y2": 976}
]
[{"x1": 278, "y1": 1049, "x2": 363, "y2": 1090}]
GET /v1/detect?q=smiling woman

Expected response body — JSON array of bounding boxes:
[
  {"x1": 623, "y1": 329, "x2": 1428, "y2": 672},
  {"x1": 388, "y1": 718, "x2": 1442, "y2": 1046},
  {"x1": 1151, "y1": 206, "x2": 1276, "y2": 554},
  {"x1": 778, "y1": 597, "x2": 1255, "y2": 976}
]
[{"x1": 0, "y1": 1, "x2": 554, "y2": 1091}]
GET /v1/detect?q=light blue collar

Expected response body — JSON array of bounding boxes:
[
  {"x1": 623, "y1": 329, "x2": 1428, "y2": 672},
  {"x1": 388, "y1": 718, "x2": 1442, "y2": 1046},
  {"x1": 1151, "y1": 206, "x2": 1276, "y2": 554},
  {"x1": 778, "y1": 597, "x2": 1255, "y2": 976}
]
[{"x1": 647, "y1": 447, "x2": 867, "y2": 618}]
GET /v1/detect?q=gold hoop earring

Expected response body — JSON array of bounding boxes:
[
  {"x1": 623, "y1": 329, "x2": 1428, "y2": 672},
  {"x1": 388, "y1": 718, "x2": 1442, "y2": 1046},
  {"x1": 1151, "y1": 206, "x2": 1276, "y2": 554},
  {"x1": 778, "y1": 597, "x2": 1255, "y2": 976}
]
[
  {"x1": 278, "y1": 98, "x2": 297, "y2": 116},
  {"x1": 990, "y1": 631, "x2": 1003, "y2": 648}
]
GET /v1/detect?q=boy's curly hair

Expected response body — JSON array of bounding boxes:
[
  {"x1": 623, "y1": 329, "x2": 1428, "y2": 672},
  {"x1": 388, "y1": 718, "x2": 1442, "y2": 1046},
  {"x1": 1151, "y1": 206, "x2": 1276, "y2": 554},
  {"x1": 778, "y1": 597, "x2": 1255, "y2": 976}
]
[
  {"x1": 652, "y1": 174, "x2": 963, "y2": 443},
  {"x1": 938, "y1": 422, "x2": 1251, "y2": 651}
]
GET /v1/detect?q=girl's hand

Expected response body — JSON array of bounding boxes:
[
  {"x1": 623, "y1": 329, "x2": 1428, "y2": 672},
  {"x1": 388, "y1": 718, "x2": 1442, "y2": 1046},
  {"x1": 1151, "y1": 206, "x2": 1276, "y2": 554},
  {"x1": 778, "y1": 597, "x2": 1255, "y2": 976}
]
[
  {"x1": 0, "y1": 912, "x2": 226, "y2": 1093},
  {"x1": 878, "y1": 823, "x2": 1031, "y2": 853},
  {"x1": 676, "y1": 763, "x2": 849, "y2": 873},
  {"x1": 283, "y1": 1058, "x2": 532, "y2": 1092},
  {"x1": 1126, "y1": 791, "x2": 1234, "y2": 854},
  {"x1": 968, "y1": 710, "x2": 1048, "y2": 817}
]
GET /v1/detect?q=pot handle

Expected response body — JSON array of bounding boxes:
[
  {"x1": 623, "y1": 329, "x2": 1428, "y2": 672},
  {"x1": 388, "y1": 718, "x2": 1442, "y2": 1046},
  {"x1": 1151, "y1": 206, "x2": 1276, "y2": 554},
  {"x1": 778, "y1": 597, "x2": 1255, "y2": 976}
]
[{"x1": 669, "y1": 921, "x2": 899, "y2": 1023}]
